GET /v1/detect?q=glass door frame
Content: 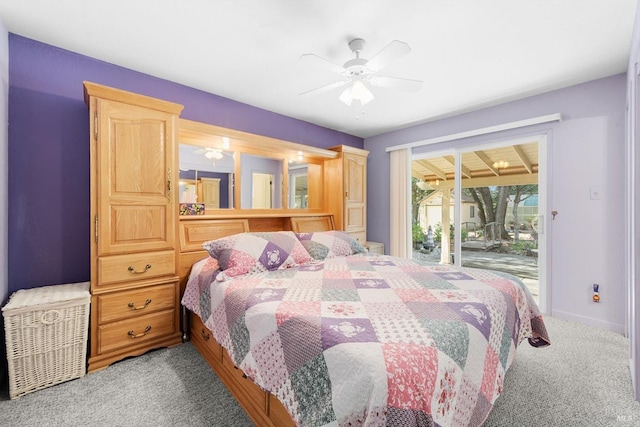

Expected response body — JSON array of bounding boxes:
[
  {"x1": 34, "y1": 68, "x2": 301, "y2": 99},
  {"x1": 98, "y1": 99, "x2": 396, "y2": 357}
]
[{"x1": 413, "y1": 134, "x2": 549, "y2": 314}]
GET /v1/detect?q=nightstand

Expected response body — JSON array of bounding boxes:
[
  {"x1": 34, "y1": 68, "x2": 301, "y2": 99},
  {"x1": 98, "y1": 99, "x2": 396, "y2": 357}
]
[{"x1": 365, "y1": 241, "x2": 384, "y2": 255}]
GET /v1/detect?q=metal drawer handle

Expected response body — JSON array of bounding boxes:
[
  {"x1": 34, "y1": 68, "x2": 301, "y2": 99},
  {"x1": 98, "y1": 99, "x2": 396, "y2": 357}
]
[
  {"x1": 128, "y1": 326, "x2": 151, "y2": 339},
  {"x1": 128, "y1": 264, "x2": 152, "y2": 274},
  {"x1": 232, "y1": 365, "x2": 247, "y2": 378},
  {"x1": 128, "y1": 299, "x2": 152, "y2": 310},
  {"x1": 200, "y1": 328, "x2": 210, "y2": 341}
]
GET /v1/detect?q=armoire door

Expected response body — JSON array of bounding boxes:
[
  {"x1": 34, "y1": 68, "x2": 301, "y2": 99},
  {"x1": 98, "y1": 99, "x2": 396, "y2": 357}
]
[
  {"x1": 95, "y1": 98, "x2": 176, "y2": 256},
  {"x1": 198, "y1": 177, "x2": 221, "y2": 209},
  {"x1": 343, "y1": 152, "x2": 366, "y2": 236}
]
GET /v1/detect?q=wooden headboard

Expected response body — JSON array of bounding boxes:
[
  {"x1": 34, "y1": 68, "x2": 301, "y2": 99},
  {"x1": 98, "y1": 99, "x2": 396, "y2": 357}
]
[
  {"x1": 178, "y1": 219, "x2": 250, "y2": 291},
  {"x1": 290, "y1": 215, "x2": 335, "y2": 233},
  {"x1": 177, "y1": 214, "x2": 335, "y2": 294}
]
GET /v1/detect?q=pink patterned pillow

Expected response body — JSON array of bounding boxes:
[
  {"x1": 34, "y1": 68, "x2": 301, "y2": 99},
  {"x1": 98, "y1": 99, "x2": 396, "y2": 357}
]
[{"x1": 202, "y1": 231, "x2": 312, "y2": 280}]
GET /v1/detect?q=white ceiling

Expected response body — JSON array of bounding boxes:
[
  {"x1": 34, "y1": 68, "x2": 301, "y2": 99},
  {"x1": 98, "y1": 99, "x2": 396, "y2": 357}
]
[{"x1": 0, "y1": 0, "x2": 637, "y2": 138}]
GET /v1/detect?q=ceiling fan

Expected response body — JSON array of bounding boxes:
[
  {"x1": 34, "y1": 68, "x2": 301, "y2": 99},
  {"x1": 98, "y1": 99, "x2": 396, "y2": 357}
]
[
  {"x1": 194, "y1": 147, "x2": 224, "y2": 161},
  {"x1": 299, "y1": 38, "x2": 424, "y2": 106}
]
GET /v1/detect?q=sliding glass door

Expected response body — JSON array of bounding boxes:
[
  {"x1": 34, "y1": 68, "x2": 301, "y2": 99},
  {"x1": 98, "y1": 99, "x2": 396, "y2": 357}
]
[
  {"x1": 411, "y1": 150, "x2": 457, "y2": 265},
  {"x1": 411, "y1": 136, "x2": 547, "y2": 310}
]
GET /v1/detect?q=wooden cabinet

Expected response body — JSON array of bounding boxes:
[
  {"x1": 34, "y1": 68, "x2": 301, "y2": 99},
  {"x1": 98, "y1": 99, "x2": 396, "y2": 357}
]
[
  {"x1": 190, "y1": 313, "x2": 296, "y2": 427},
  {"x1": 324, "y1": 145, "x2": 369, "y2": 243},
  {"x1": 84, "y1": 82, "x2": 184, "y2": 372},
  {"x1": 198, "y1": 177, "x2": 221, "y2": 209}
]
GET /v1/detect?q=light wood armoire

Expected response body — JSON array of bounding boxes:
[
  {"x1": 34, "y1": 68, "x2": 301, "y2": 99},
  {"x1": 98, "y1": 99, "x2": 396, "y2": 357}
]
[
  {"x1": 324, "y1": 145, "x2": 369, "y2": 244},
  {"x1": 84, "y1": 82, "x2": 184, "y2": 372}
]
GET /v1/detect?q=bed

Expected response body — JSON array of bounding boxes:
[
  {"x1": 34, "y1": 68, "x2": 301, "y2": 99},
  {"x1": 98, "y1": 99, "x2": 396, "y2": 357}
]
[{"x1": 179, "y1": 216, "x2": 549, "y2": 427}]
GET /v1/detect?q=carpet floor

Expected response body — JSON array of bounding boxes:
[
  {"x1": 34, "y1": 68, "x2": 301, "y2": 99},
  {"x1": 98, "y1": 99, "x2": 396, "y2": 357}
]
[{"x1": 1, "y1": 316, "x2": 639, "y2": 426}]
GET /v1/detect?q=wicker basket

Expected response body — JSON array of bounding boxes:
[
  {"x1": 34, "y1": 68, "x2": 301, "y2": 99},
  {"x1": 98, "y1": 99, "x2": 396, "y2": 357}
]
[{"x1": 2, "y1": 282, "x2": 90, "y2": 399}]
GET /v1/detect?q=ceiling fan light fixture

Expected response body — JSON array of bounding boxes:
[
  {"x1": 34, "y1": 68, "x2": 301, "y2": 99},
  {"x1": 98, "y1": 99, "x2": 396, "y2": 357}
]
[
  {"x1": 339, "y1": 80, "x2": 374, "y2": 106},
  {"x1": 204, "y1": 149, "x2": 224, "y2": 160},
  {"x1": 338, "y1": 86, "x2": 354, "y2": 106},
  {"x1": 300, "y1": 38, "x2": 421, "y2": 107},
  {"x1": 352, "y1": 80, "x2": 374, "y2": 105}
]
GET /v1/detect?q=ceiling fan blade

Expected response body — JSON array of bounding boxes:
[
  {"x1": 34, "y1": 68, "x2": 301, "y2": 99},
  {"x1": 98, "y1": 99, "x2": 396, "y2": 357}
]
[
  {"x1": 299, "y1": 53, "x2": 346, "y2": 74},
  {"x1": 370, "y1": 76, "x2": 423, "y2": 92},
  {"x1": 365, "y1": 40, "x2": 411, "y2": 73},
  {"x1": 194, "y1": 148, "x2": 207, "y2": 154},
  {"x1": 299, "y1": 80, "x2": 349, "y2": 97}
]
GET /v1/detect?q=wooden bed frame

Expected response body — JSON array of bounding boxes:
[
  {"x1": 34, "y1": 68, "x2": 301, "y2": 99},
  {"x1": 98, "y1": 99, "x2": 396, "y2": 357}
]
[{"x1": 177, "y1": 214, "x2": 335, "y2": 427}]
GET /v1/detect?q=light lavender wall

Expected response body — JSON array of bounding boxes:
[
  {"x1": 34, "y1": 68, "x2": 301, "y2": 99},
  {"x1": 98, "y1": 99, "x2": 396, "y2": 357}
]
[
  {"x1": 365, "y1": 74, "x2": 627, "y2": 333},
  {"x1": 240, "y1": 154, "x2": 283, "y2": 209},
  {"x1": 626, "y1": 2, "x2": 640, "y2": 402}
]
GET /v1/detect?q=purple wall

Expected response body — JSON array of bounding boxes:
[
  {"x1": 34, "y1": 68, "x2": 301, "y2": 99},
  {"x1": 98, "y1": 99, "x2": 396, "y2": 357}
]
[
  {"x1": 0, "y1": 18, "x2": 7, "y2": 386},
  {"x1": 7, "y1": 34, "x2": 362, "y2": 294}
]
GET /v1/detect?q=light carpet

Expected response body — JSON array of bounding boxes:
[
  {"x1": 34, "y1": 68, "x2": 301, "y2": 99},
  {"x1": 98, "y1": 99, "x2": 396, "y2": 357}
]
[{"x1": 0, "y1": 316, "x2": 639, "y2": 426}]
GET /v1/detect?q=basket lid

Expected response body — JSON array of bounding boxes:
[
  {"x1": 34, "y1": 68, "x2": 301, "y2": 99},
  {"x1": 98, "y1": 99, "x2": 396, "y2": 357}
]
[{"x1": 2, "y1": 282, "x2": 90, "y2": 312}]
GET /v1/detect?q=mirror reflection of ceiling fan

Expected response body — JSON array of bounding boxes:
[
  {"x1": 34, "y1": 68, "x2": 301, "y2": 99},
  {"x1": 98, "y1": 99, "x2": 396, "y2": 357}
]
[
  {"x1": 194, "y1": 147, "x2": 224, "y2": 162},
  {"x1": 299, "y1": 38, "x2": 424, "y2": 106}
]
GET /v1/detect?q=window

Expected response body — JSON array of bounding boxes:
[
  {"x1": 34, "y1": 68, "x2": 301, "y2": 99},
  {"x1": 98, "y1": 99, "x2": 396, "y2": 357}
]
[{"x1": 470, "y1": 205, "x2": 475, "y2": 218}]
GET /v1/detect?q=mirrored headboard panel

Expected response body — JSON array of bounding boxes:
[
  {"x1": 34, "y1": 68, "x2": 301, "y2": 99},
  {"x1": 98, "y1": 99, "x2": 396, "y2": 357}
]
[
  {"x1": 178, "y1": 144, "x2": 234, "y2": 209},
  {"x1": 178, "y1": 118, "x2": 338, "y2": 215}
]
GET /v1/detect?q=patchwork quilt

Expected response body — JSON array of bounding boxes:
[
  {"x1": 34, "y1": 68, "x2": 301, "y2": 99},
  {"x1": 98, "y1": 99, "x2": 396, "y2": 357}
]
[{"x1": 182, "y1": 254, "x2": 549, "y2": 427}]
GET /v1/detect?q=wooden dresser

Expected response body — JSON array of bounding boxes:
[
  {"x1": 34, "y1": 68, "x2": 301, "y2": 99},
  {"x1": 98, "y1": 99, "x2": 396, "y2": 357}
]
[
  {"x1": 324, "y1": 145, "x2": 369, "y2": 244},
  {"x1": 84, "y1": 82, "x2": 184, "y2": 372}
]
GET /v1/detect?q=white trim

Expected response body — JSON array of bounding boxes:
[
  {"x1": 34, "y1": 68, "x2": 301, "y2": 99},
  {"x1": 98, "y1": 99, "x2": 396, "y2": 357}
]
[
  {"x1": 552, "y1": 309, "x2": 625, "y2": 335},
  {"x1": 404, "y1": 151, "x2": 413, "y2": 257},
  {"x1": 453, "y1": 151, "x2": 461, "y2": 266},
  {"x1": 537, "y1": 134, "x2": 549, "y2": 315},
  {"x1": 386, "y1": 113, "x2": 562, "y2": 153},
  {"x1": 412, "y1": 148, "x2": 455, "y2": 161},
  {"x1": 629, "y1": 59, "x2": 639, "y2": 398}
]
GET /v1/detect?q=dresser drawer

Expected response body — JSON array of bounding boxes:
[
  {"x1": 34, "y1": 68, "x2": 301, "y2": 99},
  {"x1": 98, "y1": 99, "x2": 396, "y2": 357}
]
[
  {"x1": 222, "y1": 348, "x2": 267, "y2": 413},
  {"x1": 98, "y1": 250, "x2": 176, "y2": 286},
  {"x1": 97, "y1": 309, "x2": 177, "y2": 355},
  {"x1": 96, "y1": 283, "x2": 176, "y2": 324},
  {"x1": 191, "y1": 313, "x2": 221, "y2": 360}
]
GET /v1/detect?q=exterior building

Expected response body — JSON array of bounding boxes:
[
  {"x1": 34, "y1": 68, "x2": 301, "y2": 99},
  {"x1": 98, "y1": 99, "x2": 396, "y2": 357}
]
[{"x1": 417, "y1": 191, "x2": 480, "y2": 235}]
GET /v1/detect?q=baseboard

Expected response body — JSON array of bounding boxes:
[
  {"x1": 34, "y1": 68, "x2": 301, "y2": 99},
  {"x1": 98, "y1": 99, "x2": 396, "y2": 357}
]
[{"x1": 551, "y1": 309, "x2": 625, "y2": 334}]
